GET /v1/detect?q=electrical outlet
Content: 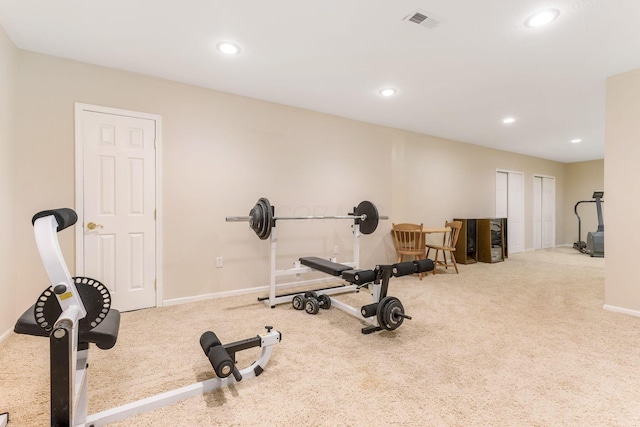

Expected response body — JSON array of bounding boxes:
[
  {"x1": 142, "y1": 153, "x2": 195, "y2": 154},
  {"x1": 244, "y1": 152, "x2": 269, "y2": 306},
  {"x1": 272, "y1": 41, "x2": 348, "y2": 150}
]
[
  {"x1": 216, "y1": 257, "x2": 223, "y2": 268},
  {"x1": 333, "y1": 245, "x2": 339, "y2": 254}
]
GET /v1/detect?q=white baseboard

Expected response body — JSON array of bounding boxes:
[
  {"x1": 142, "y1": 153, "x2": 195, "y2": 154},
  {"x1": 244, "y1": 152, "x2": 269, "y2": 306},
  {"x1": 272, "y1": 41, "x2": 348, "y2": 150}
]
[
  {"x1": 0, "y1": 327, "x2": 12, "y2": 346},
  {"x1": 162, "y1": 277, "x2": 339, "y2": 307},
  {"x1": 603, "y1": 304, "x2": 640, "y2": 318},
  {"x1": 163, "y1": 285, "x2": 266, "y2": 306}
]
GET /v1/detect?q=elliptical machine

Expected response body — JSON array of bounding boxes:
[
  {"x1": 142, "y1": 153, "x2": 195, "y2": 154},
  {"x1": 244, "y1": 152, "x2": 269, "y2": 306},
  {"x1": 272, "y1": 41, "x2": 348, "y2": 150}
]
[{"x1": 573, "y1": 191, "x2": 604, "y2": 258}]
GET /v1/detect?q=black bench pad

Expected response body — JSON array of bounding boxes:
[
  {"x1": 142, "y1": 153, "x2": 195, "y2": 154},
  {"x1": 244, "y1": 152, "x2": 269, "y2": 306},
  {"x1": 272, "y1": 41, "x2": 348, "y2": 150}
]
[
  {"x1": 299, "y1": 256, "x2": 354, "y2": 276},
  {"x1": 14, "y1": 305, "x2": 121, "y2": 350}
]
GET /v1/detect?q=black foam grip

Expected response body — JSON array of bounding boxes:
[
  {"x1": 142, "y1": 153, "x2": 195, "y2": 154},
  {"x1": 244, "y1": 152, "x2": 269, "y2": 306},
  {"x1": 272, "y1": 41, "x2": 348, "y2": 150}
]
[
  {"x1": 354, "y1": 269, "x2": 376, "y2": 284},
  {"x1": 392, "y1": 261, "x2": 418, "y2": 277},
  {"x1": 343, "y1": 269, "x2": 376, "y2": 285},
  {"x1": 207, "y1": 345, "x2": 235, "y2": 378},
  {"x1": 361, "y1": 303, "x2": 378, "y2": 318},
  {"x1": 199, "y1": 331, "x2": 222, "y2": 355},
  {"x1": 32, "y1": 208, "x2": 78, "y2": 232},
  {"x1": 414, "y1": 259, "x2": 435, "y2": 273}
]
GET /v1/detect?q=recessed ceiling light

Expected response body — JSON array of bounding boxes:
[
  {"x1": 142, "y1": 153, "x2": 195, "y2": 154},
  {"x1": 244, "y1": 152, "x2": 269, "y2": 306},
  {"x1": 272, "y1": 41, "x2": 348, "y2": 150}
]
[
  {"x1": 571, "y1": 138, "x2": 582, "y2": 144},
  {"x1": 525, "y1": 9, "x2": 560, "y2": 27},
  {"x1": 216, "y1": 41, "x2": 241, "y2": 55},
  {"x1": 502, "y1": 117, "x2": 516, "y2": 124},
  {"x1": 379, "y1": 88, "x2": 397, "y2": 97}
]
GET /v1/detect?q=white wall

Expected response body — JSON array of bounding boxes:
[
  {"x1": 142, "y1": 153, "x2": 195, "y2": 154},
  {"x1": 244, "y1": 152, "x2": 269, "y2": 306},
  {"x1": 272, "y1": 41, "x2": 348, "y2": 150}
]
[
  {"x1": 0, "y1": 25, "x2": 17, "y2": 337},
  {"x1": 564, "y1": 160, "x2": 605, "y2": 248},
  {"x1": 7, "y1": 50, "x2": 578, "y2": 315},
  {"x1": 604, "y1": 68, "x2": 640, "y2": 314}
]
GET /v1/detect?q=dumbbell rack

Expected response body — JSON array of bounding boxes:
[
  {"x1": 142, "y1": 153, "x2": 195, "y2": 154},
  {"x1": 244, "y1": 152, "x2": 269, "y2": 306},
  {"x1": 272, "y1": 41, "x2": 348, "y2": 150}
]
[{"x1": 260, "y1": 222, "x2": 366, "y2": 308}]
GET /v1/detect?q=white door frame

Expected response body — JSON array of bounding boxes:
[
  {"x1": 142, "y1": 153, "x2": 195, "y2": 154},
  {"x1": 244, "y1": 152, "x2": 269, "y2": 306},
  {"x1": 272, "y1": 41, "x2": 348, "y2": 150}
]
[{"x1": 74, "y1": 103, "x2": 163, "y2": 308}]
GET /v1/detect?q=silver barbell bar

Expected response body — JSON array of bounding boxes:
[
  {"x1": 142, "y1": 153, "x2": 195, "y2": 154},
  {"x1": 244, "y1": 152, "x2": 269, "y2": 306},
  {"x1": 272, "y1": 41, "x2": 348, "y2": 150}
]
[
  {"x1": 226, "y1": 198, "x2": 388, "y2": 239},
  {"x1": 225, "y1": 214, "x2": 389, "y2": 222}
]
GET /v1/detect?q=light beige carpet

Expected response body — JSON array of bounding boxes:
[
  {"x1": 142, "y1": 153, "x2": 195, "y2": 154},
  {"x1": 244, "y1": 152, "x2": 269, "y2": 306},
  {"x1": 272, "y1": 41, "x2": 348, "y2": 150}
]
[{"x1": 2, "y1": 247, "x2": 639, "y2": 426}]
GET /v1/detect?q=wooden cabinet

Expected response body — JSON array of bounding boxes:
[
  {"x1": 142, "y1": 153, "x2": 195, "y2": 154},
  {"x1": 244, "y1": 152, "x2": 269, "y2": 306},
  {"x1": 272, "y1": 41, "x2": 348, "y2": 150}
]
[
  {"x1": 477, "y1": 218, "x2": 508, "y2": 263},
  {"x1": 454, "y1": 218, "x2": 478, "y2": 264}
]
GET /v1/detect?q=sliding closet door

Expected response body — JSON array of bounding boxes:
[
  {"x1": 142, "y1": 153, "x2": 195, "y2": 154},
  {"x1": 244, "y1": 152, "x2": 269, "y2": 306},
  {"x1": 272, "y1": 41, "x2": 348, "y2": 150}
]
[
  {"x1": 496, "y1": 170, "x2": 524, "y2": 254},
  {"x1": 533, "y1": 175, "x2": 556, "y2": 250}
]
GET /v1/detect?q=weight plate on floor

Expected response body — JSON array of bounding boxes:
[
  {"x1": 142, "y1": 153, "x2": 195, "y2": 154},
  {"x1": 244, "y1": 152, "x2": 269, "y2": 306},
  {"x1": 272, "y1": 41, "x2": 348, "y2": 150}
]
[
  {"x1": 292, "y1": 294, "x2": 305, "y2": 310},
  {"x1": 355, "y1": 201, "x2": 379, "y2": 235},
  {"x1": 34, "y1": 277, "x2": 112, "y2": 334},
  {"x1": 304, "y1": 297, "x2": 320, "y2": 315},
  {"x1": 318, "y1": 294, "x2": 331, "y2": 309}
]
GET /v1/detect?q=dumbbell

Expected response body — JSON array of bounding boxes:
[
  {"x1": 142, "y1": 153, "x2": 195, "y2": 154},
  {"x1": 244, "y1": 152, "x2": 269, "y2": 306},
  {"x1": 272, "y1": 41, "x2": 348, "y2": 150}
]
[{"x1": 291, "y1": 291, "x2": 331, "y2": 314}]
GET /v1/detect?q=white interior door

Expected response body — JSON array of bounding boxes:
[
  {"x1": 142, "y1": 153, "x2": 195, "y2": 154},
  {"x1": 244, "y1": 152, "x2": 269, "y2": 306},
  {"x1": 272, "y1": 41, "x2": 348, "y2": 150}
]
[
  {"x1": 76, "y1": 106, "x2": 158, "y2": 312},
  {"x1": 496, "y1": 170, "x2": 524, "y2": 254},
  {"x1": 541, "y1": 177, "x2": 556, "y2": 248},
  {"x1": 533, "y1": 175, "x2": 556, "y2": 250},
  {"x1": 533, "y1": 177, "x2": 542, "y2": 250},
  {"x1": 496, "y1": 172, "x2": 508, "y2": 218},
  {"x1": 507, "y1": 173, "x2": 524, "y2": 253}
]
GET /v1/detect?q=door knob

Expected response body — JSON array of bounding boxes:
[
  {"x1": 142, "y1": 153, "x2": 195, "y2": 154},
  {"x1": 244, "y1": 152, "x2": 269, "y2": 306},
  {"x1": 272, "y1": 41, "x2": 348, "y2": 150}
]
[{"x1": 87, "y1": 222, "x2": 103, "y2": 230}]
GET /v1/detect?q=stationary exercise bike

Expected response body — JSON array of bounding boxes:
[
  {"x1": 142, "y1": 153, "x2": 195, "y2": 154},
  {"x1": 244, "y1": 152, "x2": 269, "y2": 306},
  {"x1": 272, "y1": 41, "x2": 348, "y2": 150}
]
[
  {"x1": 8, "y1": 208, "x2": 281, "y2": 426},
  {"x1": 573, "y1": 191, "x2": 604, "y2": 258}
]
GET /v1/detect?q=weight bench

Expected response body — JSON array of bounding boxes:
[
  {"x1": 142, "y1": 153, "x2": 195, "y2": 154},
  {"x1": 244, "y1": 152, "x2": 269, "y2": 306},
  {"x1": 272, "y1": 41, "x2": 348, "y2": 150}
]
[
  {"x1": 295, "y1": 256, "x2": 434, "y2": 333},
  {"x1": 299, "y1": 256, "x2": 354, "y2": 276},
  {"x1": 299, "y1": 256, "x2": 376, "y2": 286}
]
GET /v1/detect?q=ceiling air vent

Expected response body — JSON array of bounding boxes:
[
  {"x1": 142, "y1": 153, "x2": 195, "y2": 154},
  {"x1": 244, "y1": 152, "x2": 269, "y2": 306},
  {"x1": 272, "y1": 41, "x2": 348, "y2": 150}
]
[{"x1": 403, "y1": 9, "x2": 443, "y2": 29}]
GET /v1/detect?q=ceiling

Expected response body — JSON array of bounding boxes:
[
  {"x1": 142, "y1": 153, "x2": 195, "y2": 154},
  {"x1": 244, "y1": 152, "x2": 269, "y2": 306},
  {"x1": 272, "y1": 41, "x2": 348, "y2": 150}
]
[{"x1": 1, "y1": 0, "x2": 639, "y2": 163}]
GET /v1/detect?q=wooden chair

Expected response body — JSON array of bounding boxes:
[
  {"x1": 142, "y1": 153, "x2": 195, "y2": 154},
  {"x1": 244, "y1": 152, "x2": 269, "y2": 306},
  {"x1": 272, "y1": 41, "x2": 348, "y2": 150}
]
[
  {"x1": 426, "y1": 221, "x2": 463, "y2": 274},
  {"x1": 391, "y1": 223, "x2": 425, "y2": 280}
]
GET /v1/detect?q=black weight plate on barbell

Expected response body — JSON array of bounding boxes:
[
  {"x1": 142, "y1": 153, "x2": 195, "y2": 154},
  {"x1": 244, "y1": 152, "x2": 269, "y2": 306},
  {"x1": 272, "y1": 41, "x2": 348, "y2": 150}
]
[
  {"x1": 376, "y1": 296, "x2": 405, "y2": 331},
  {"x1": 355, "y1": 201, "x2": 379, "y2": 235},
  {"x1": 253, "y1": 199, "x2": 266, "y2": 238},
  {"x1": 248, "y1": 202, "x2": 264, "y2": 236},
  {"x1": 34, "y1": 277, "x2": 112, "y2": 334},
  {"x1": 257, "y1": 197, "x2": 273, "y2": 240}
]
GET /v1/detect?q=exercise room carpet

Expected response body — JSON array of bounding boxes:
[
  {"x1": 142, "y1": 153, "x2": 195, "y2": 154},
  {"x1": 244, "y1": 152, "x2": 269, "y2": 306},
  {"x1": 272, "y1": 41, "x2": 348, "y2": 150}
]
[{"x1": 2, "y1": 247, "x2": 639, "y2": 426}]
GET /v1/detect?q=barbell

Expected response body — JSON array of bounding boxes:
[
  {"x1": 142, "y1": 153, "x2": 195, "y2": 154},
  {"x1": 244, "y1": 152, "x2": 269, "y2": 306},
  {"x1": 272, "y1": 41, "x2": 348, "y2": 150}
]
[{"x1": 226, "y1": 197, "x2": 388, "y2": 240}]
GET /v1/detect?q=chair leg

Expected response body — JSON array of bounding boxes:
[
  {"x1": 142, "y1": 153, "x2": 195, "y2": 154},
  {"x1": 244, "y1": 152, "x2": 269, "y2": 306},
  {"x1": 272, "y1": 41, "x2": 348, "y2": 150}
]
[
  {"x1": 433, "y1": 250, "x2": 439, "y2": 274},
  {"x1": 450, "y1": 252, "x2": 459, "y2": 274},
  {"x1": 416, "y1": 255, "x2": 423, "y2": 280}
]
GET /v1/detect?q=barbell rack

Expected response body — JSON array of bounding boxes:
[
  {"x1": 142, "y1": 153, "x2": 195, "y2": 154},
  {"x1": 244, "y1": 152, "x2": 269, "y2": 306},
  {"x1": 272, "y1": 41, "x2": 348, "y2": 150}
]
[{"x1": 226, "y1": 198, "x2": 388, "y2": 308}]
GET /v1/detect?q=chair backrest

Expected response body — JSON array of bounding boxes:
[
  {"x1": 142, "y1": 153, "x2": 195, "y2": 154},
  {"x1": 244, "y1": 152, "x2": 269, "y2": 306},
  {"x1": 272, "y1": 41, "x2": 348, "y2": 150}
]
[
  {"x1": 392, "y1": 223, "x2": 424, "y2": 254},
  {"x1": 444, "y1": 221, "x2": 463, "y2": 249}
]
